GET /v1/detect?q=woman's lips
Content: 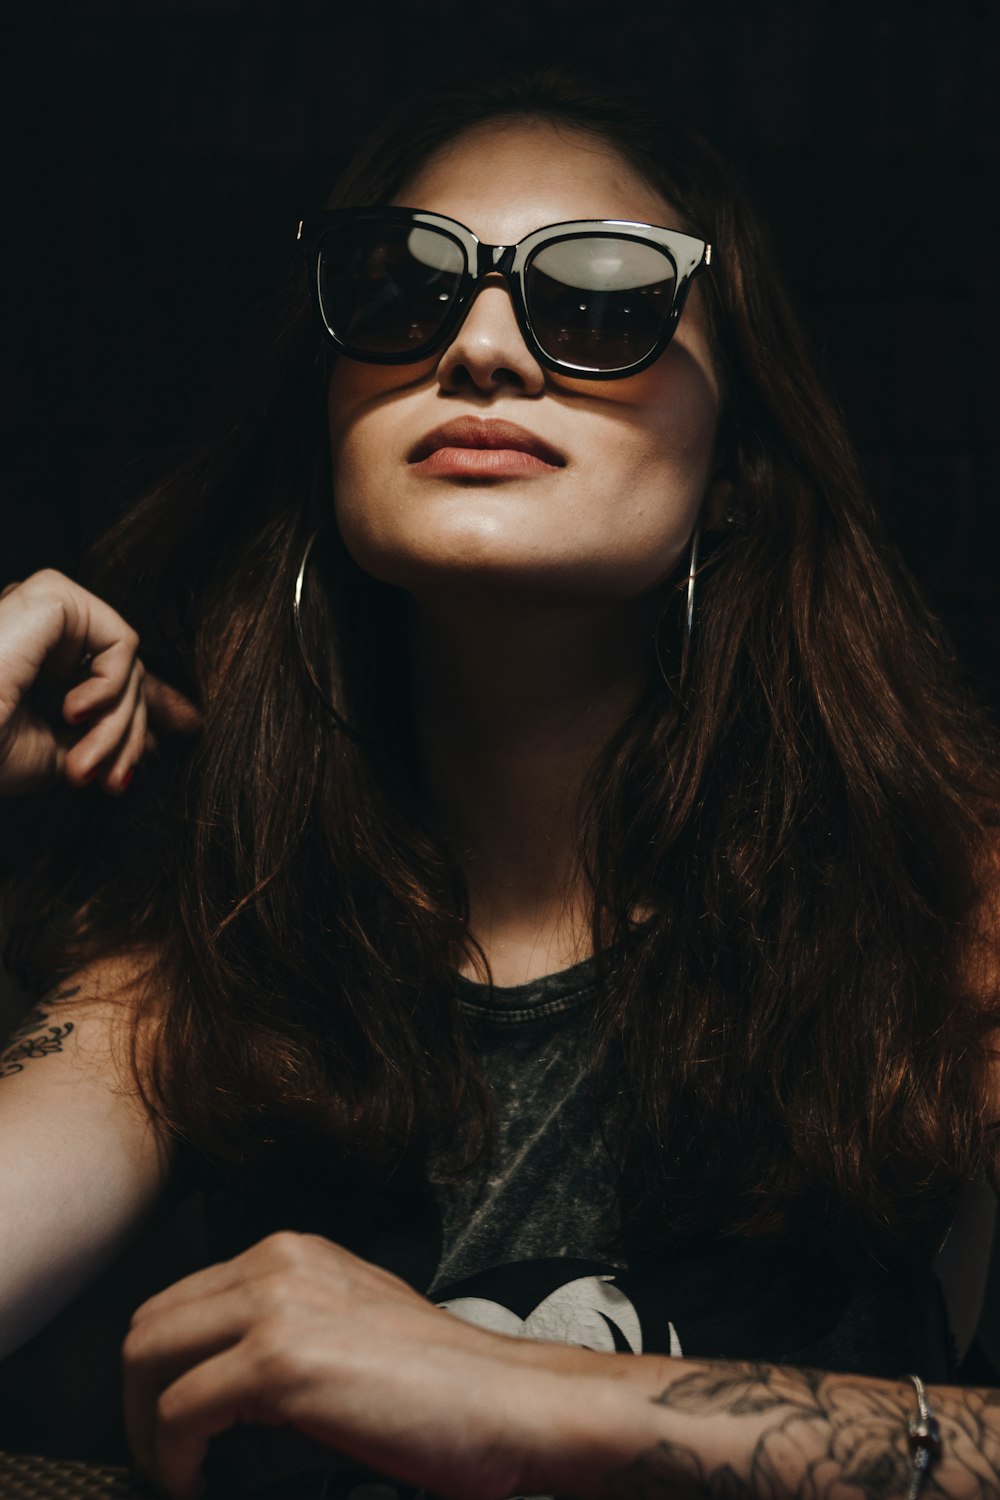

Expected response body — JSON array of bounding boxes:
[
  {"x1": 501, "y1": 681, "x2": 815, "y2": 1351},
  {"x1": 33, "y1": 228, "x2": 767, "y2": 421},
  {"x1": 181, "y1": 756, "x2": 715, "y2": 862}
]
[
  {"x1": 407, "y1": 417, "x2": 566, "y2": 474},
  {"x1": 411, "y1": 446, "x2": 561, "y2": 477}
]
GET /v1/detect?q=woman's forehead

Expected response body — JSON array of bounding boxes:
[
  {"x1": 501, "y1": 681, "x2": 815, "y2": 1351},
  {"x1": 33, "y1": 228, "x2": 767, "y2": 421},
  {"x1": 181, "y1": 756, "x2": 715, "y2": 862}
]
[{"x1": 392, "y1": 119, "x2": 680, "y2": 243}]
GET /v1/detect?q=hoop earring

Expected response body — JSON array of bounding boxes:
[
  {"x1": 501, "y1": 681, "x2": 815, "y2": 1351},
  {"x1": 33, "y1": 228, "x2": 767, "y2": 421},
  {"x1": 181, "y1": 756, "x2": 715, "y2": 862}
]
[
  {"x1": 686, "y1": 522, "x2": 701, "y2": 641},
  {"x1": 292, "y1": 525, "x2": 364, "y2": 741},
  {"x1": 653, "y1": 522, "x2": 701, "y2": 692}
]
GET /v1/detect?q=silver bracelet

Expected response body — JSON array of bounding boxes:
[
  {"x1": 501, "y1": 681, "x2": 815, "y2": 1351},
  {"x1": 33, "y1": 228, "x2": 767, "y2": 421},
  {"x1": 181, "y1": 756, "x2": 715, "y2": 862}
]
[{"x1": 905, "y1": 1373, "x2": 942, "y2": 1500}]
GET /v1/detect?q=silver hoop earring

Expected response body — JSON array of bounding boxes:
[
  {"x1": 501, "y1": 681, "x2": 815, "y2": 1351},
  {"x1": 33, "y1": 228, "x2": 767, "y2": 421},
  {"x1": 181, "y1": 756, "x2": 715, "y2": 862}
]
[
  {"x1": 653, "y1": 522, "x2": 701, "y2": 692},
  {"x1": 686, "y1": 522, "x2": 701, "y2": 641},
  {"x1": 292, "y1": 525, "x2": 363, "y2": 740}
]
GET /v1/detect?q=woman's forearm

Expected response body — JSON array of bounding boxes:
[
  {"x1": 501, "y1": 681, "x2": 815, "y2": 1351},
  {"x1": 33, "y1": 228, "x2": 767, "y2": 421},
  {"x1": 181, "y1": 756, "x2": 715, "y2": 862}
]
[
  {"x1": 117, "y1": 1237, "x2": 1000, "y2": 1500},
  {"x1": 517, "y1": 1352, "x2": 1000, "y2": 1499}
]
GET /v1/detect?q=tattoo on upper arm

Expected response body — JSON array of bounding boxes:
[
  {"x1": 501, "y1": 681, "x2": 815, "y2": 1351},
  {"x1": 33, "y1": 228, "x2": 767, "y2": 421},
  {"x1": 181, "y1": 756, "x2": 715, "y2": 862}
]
[
  {"x1": 0, "y1": 987, "x2": 80, "y2": 1077},
  {"x1": 605, "y1": 1361, "x2": 1000, "y2": 1499}
]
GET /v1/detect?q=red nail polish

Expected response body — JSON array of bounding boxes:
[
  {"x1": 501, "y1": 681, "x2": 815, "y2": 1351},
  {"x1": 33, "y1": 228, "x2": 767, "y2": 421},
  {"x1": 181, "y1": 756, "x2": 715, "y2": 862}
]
[
  {"x1": 120, "y1": 767, "x2": 134, "y2": 790},
  {"x1": 82, "y1": 765, "x2": 99, "y2": 784}
]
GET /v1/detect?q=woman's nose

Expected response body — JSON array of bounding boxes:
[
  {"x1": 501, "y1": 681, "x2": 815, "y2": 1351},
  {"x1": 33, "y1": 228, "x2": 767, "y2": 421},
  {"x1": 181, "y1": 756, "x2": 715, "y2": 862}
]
[{"x1": 435, "y1": 274, "x2": 546, "y2": 396}]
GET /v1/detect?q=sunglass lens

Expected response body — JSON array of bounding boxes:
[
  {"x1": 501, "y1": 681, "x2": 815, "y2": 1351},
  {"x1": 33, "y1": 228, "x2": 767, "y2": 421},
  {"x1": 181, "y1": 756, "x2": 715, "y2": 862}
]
[
  {"x1": 525, "y1": 236, "x2": 677, "y2": 370},
  {"x1": 317, "y1": 222, "x2": 465, "y2": 355}
]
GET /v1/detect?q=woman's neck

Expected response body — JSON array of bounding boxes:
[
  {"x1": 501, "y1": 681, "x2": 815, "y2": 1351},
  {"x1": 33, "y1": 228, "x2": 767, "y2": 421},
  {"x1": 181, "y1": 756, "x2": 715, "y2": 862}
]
[{"x1": 409, "y1": 592, "x2": 652, "y2": 985}]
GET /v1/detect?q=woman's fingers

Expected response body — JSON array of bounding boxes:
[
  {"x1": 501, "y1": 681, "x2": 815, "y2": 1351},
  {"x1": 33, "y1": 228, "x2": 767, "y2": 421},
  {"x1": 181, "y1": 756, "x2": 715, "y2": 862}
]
[
  {"x1": 0, "y1": 703, "x2": 65, "y2": 791},
  {"x1": 129, "y1": 1260, "x2": 243, "y2": 1329},
  {"x1": 123, "y1": 1239, "x2": 337, "y2": 1493},
  {"x1": 97, "y1": 666, "x2": 150, "y2": 793},
  {"x1": 63, "y1": 657, "x2": 145, "y2": 789},
  {"x1": 152, "y1": 1340, "x2": 279, "y2": 1500},
  {"x1": 123, "y1": 1284, "x2": 251, "y2": 1495},
  {"x1": 128, "y1": 1234, "x2": 347, "y2": 1335},
  {"x1": 124, "y1": 1246, "x2": 296, "y2": 1469},
  {"x1": 2, "y1": 569, "x2": 139, "y2": 684},
  {"x1": 0, "y1": 570, "x2": 141, "y2": 794},
  {"x1": 143, "y1": 1328, "x2": 343, "y2": 1500},
  {"x1": 61, "y1": 669, "x2": 201, "y2": 790},
  {"x1": 0, "y1": 569, "x2": 202, "y2": 796},
  {"x1": 60, "y1": 644, "x2": 136, "y2": 724}
]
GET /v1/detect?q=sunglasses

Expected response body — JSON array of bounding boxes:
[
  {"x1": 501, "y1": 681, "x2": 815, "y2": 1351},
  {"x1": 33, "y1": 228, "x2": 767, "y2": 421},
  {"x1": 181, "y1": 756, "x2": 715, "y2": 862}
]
[{"x1": 297, "y1": 207, "x2": 712, "y2": 380}]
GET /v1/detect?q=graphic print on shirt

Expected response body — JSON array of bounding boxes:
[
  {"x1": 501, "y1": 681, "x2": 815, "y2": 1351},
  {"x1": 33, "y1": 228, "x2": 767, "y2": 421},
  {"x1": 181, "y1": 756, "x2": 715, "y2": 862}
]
[{"x1": 434, "y1": 1255, "x2": 683, "y2": 1356}]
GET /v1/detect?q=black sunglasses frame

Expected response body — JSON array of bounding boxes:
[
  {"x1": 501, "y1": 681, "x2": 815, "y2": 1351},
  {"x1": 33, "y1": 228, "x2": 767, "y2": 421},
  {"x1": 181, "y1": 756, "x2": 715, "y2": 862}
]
[{"x1": 297, "y1": 207, "x2": 712, "y2": 381}]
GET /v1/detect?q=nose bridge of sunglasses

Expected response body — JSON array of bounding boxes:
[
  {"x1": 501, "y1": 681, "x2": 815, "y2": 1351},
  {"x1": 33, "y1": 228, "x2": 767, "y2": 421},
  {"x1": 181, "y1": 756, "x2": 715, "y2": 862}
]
[
  {"x1": 471, "y1": 241, "x2": 516, "y2": 277},
  {"x1": 451, "y1": 270, "x2": 528, "y2": 358},
  {"x1": 456, "y1": 243, "x2": 522, "y2": 323}
]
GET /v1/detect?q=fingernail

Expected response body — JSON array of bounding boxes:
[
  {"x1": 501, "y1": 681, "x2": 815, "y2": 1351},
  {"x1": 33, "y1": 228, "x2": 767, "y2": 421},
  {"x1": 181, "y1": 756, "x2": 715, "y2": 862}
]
[
  {"x1": 120, "y1": 767, "x2": 134, "y2": 791},
  {"x1": 82, "y1": 765, "x2": 99, "y2": 784}
]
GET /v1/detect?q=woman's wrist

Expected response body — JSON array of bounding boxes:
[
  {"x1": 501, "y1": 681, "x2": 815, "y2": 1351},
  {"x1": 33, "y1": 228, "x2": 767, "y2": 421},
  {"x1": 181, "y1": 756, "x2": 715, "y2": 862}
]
[
  {"x1": 500, "y1": 1350, "x2": 930, "y2": 1500},
  {"x1": 504, "y1": 1347, "x2": 681, "y2": 1500}
]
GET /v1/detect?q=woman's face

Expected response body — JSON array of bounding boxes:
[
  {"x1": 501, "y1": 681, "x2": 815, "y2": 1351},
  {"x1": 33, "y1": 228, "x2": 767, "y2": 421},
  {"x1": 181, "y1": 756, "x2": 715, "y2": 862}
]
[{"x1": 327, "y1": 118, "x2": 723, "y2": 606}]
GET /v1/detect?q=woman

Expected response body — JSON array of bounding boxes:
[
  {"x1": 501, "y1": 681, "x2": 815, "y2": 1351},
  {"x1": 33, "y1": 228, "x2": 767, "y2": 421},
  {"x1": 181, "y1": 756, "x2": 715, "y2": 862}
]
[{"x1": 2, "y1": 63, "x2": 1000, "y2": 1500}]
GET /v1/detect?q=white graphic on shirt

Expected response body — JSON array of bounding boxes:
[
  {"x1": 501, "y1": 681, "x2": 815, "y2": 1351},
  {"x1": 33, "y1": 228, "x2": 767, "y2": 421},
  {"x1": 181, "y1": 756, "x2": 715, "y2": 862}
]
[{"x1": 438, "y1": 1272, "x2": 682, "y2": 1357}]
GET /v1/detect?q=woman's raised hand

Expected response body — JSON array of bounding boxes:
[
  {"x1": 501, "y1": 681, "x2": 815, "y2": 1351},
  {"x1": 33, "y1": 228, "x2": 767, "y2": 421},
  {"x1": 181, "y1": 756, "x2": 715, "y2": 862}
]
[{"x1": 0, "y1": 569, "x2": 201, "y2": 797}]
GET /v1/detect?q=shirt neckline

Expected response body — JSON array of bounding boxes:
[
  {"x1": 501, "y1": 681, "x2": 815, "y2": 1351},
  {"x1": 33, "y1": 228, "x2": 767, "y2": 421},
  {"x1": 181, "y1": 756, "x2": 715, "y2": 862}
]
[{"x1": 455, "y1": 950, "x2": 599, "y2": 1017}]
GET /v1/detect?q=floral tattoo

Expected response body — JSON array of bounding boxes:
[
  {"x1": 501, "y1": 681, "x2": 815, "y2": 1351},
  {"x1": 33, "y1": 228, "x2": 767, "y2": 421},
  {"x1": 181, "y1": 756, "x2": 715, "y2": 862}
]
[
  {"x1": 0, "y1": 987, "x2": 80, "y2": 1077},
  {"x1": 605, "y1": 1362, "x2": 1000, "y2": 1498}
]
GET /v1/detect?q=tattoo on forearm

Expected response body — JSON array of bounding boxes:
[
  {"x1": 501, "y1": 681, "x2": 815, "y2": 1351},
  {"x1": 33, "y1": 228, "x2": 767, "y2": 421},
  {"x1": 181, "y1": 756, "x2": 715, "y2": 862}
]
[
  {"x1": 605, "y1": 1362, "x2": 1000, "y2": 1499},
  {"x1": 0, "y1": 988, "x2": 79, "y2": 1076}
]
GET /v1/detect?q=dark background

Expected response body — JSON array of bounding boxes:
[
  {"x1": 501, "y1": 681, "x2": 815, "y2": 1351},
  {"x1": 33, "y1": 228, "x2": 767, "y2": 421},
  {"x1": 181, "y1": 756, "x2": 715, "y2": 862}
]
[
  {"x1": 4, "y1": 0, "x2": 1000, "y2": 704},
  {"x1": 2, "y1": 0, "x2": 1000, "y2": 1461}
]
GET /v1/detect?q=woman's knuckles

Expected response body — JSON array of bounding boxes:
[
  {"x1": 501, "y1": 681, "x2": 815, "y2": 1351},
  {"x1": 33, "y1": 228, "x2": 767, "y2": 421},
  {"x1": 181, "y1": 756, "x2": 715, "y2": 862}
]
[
  {"x1": 154, "y1": 1381, "x2": 193, "y2": 1432},
  {"x1": 13, "y1": 573, "x2": 83, "y2": 646},
  {"x1": 12, "y1": 568, "x2": 67, "y2": 600},
  {"x1": 242, "y1": 1322, "x2": 314, "y2": 1391},
  {"x1": 117, "y1": 623, "x2": 140, "y2": 656},
  {"x1": 5, "y1": 569, "x2": 139, "y2": 660},
  {"x1": 255, "y1": 1229, "x2": 316, "y2": 1263},
  {"x1": 246, "y1": 1270, "x2": 313, "y2": 1321},
  {"x1": 122, "y1": 1320, "x2": 173, "y2": 1375}
]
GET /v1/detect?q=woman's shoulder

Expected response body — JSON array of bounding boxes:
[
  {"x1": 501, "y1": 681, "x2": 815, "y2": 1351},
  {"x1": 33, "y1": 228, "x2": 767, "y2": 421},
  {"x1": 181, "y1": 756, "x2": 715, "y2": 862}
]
[{"x1": 2, "y1": 947, "x2": 168, "y2": 1086}]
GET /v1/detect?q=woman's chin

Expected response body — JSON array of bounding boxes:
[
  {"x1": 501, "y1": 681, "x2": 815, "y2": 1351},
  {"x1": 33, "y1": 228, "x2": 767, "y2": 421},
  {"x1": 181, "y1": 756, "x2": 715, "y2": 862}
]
[{"x1": 343, "y1": 539, "x2": 668, "y2": 609}]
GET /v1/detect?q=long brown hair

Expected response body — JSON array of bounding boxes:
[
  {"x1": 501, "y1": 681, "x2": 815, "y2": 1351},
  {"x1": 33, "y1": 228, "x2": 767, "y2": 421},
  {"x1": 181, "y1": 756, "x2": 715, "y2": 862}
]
[{"x1": 6, "y1": 64, "x2": 1000, "y2": 1250}]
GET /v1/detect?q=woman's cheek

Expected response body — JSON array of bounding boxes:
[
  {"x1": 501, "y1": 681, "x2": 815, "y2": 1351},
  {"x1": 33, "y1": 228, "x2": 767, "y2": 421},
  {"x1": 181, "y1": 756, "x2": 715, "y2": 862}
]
[
  {"x1": 331, "y1": 426, "x2": 392, "y2": 533},
  {"x1": 333, "y1": 471, "x2": 389, "y2": 574}
]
